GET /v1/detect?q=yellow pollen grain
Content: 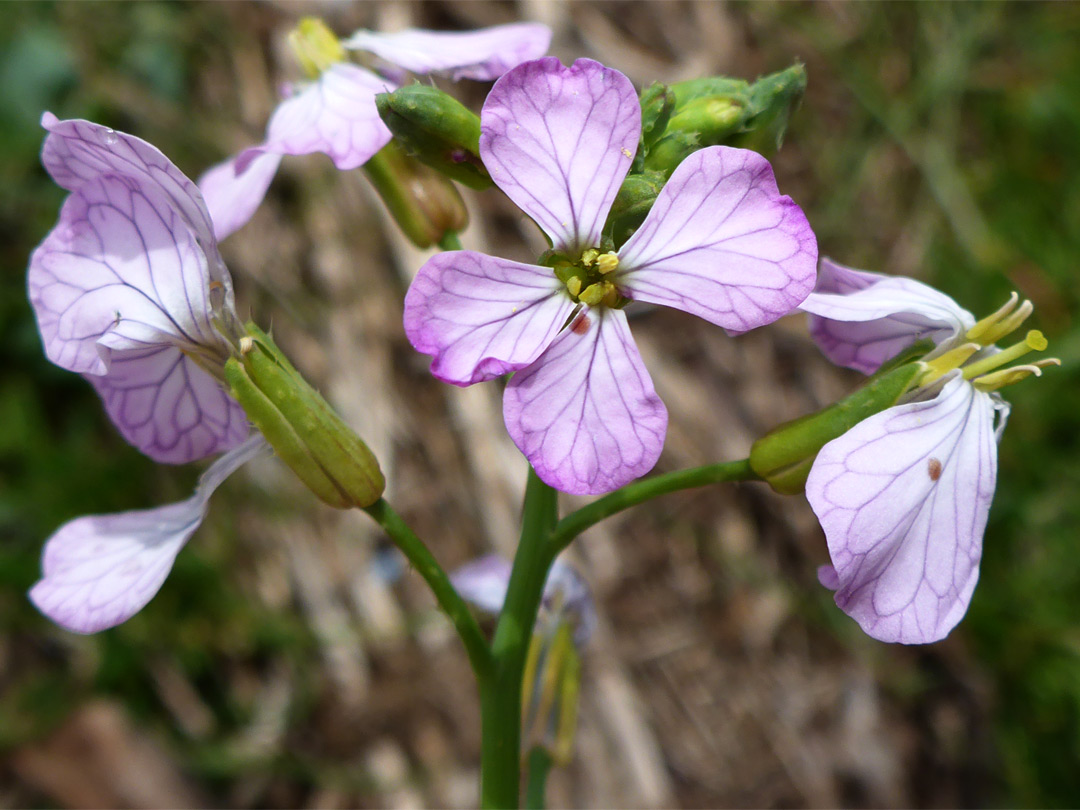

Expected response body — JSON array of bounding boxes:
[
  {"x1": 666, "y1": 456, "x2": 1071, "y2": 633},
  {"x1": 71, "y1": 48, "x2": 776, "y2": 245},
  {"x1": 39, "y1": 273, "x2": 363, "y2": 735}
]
[{"x1": 621, "y1": 147, "x2": 632, "y2": 158}]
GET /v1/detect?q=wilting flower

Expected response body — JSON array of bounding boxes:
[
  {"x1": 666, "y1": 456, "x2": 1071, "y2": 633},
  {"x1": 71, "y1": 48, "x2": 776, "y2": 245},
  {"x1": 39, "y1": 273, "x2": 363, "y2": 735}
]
[
  {"x1": 801, "y1": 258, "x2": 1058, "y2": 643},
  {"x1": 198, "y1": 18, "x2": 551, "y2": 240},
  {"x1": 27, "y1": 116, "x2": 262, "y2": 632},
  {"x1": 404, "y1": 57, "x2": 817, "y2": 495},
  {"x1": 453, "y1": 554, "x2": 595, "y2": 762}
]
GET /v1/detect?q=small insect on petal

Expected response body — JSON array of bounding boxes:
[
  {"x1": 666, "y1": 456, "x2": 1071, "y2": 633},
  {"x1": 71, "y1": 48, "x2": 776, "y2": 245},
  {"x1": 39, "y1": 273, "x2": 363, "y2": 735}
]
[
  {"x1": 571, "y1": 313, "x2": 591, "y2": 335},
  {"x1": 928, "y1": 457, "x2": 943, "y2": 481}
]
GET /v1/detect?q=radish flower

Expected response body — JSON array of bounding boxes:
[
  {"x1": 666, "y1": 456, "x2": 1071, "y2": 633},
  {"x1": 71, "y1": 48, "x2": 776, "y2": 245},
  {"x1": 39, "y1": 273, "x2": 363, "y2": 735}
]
[
  {"x1": 802, "y1": 259, "x2": 1059, "y2": 643},
  {"x1": 405, "y1": 58, "x2": 817, "y2": 494}
]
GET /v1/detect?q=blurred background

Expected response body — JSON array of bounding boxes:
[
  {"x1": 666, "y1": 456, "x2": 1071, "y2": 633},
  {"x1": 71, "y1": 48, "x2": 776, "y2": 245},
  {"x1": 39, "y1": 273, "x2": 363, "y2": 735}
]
[{"x1": 2, "y1": 2, "x2": 1078, "y2": 807}]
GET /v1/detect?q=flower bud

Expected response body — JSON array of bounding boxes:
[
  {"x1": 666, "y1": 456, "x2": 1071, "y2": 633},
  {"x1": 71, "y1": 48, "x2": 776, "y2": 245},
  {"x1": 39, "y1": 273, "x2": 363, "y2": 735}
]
[
  {"x1": 363, "y1": 141, "x2": 469, "y2": 248},
  {"x1": 225, "y1": 323, "x2": 385, "y2": 509},
  {"x1": 750, "y1": 360, "x2": 923, "y2": 495},
  {"x1": 638, "y1": 81, "x2": 676, "y2": 158},
  {"x1": 604, "y1": 172, "x2": 664, "y2": 247},
  {"x1": 375, "y1": 84, "x2": 493, "y2": 190}
]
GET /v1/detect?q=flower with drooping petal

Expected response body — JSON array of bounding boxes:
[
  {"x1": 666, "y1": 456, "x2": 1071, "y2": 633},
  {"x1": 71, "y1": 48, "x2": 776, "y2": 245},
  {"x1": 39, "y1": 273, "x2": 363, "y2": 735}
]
[
  {"x1": 198, "y1": 18, "x2": 551, "y2": 240},
  {"x1": 404, "y1": 57, "x2": 817, "y2": 495},
  {"x1": 29, "y1": 114, "x2": 249, "y2": 464},
  {"x1": 26, "y1": 116, "x2": 271, "y2": 632},
  {"x1": 801, "y1": 258, "x2": 1059, "y2": 644},
  {"x1": 30, "y1": 435, "x2": 268, "y2": 634},
  {"x1": 452, "y1": 554, "x2": 597, "y2": 645}
]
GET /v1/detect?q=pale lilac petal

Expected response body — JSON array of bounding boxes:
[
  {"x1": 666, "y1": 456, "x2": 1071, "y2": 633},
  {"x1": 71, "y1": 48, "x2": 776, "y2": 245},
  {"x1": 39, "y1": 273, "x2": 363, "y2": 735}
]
[
  {"x1": 342, "y1": 23, "x2": 551, "y2": 81},
  {"x1": 805, "y1": 377, "x2": 999, "y2": 644},
  {"x1": 88, "y1": 346, "x2": 249, "y2": 464},
  {"x1": 30, "y1": 435, "x2": 267, "y2": 634},
  {"x1": 451, "y1": 555, "x2": 513, "y2": 614},
  {"x1": 29, "y1": 174, "x2": 223, "y2": 376},
  {"x1": 197, "y1": 151, "x2": 282, "y2": 241},
  {"x1": 403, "y1": 251, "x2": 575, "y2": 385},
  {"x1": 480, "y1": 58, "x2": 639, "y2": 252},
  {"x1": 242, "y1": 64, "x2": 394, "y2": 171},
  {"x1": 617, "y1": 146, "x2": 817, "y2": 333},
  {"x1": 504, "y1": 308, "x2": 667, "y2": 495},
  {"x1": 39, "y1": 114, "x2": 228, "y2": 290},
  {"x1": 817, "y1": 564, "x2": 840, "y2": 590},
  {"x1": 801, "y1": 258, "x2": 976, "y2": 374},
  {"x1": 544, "y1": 559, "x2": 597, "y2": 646}
]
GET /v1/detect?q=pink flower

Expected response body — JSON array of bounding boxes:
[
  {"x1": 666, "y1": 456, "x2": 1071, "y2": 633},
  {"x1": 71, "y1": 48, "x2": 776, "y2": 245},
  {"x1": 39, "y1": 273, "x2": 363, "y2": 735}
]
[
  {"x1": 802, "y1": 259, "x2": 1057, "y2": 643},
  {"x1": 198, "y1": 20, "x2": 551, "y2": 240},
  {"x1": 27, "y1": 115, "x2": 264, "y2": 633},
  {"x1": 404, "y1": 58, "x2": 817, "y2": 495}
]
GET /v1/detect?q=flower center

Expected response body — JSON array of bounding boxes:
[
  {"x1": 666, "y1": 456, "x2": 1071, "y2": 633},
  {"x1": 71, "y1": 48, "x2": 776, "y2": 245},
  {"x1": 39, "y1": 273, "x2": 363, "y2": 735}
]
[
  {"x1": 547, "y1": 248, "x2": 623, "y2": 308},
  {"x1": 917, "y1": 293, "x2": 1060, "y2": 392},
  {"x1": 289, "y1": 18, "x2": 346, "y2": 78}
]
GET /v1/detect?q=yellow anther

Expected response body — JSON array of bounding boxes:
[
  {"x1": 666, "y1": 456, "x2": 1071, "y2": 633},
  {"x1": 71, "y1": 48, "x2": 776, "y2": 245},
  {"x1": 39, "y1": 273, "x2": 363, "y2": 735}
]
[
  {"x1": 239, "y1": 336, "x2": 255, "y2": 354},
  {"x1": 565, "y1": 276, "x2": 582, "y2": 298},
  {"x1": 578, "y1": 281, "x2": 615, "y2": 307},
  {"x1": 962, "y1": 329, "x2": 1048, "y2": 381},
  {"x1": 595, "y1": 251, "x2": 619, "y2": 275},
  {"x1": 917, "y1": 342, "x2": 981, "y2": 386},
  {"x1": 288, "y1": 17, "x2": 345, "y2": 78},
  {"x1": 972, "y1": 361, "x2": 1058, "y2": 392},
  {"x1": 580, "y1": 248, "x2": 599, "y2": 267},
  {"x1": 965, "y1": 292, "x2": 1035, "y2": 346}
]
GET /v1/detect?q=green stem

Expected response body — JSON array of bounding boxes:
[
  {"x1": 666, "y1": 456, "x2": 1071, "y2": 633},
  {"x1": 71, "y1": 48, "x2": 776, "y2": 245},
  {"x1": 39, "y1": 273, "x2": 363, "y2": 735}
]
[
  {"x1": 549, "y1": 459, "x2": 758, "y2": 555},
  {"x1": 480, "y1": 469, "x2": 559, "y2": 809},
  {"x1": 524, "y1": 747, "x2": 553, "y2": 810},
  {"x1": 438, "y1": 231, "x2": 463, "y2": 251},
  {"x1": 363, "y1": 499, "x2": 493, "y2": 681}
]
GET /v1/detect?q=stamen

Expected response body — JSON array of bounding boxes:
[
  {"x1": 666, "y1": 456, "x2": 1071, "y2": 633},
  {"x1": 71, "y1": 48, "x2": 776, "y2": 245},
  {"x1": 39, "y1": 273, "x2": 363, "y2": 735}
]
[
  {"x1": 962, "y1": 330, "x2": 1047, "y2": 380},
  {"x1": 240, "y1": 336, "x2": 255, "y2": 355},
  {"x1": 578, "y1": 281, "x2": 615, "y2": 307},
  {"x1": 979, "y1": 299, "x2": 1034, "y2": 346},
  {"x1": 917, "y1": 342, "x2": 981, "y2": 386},
  {"x1": 580, "y1": 249, "x2": 599, "y2": 268},
  {"x1": 565, "y1": 277, "x2": 582, "y2": 298},
  {"x1": 596, "y1": 252, "x2": 619, "y2": 274},
  {"x1": 965, "y1": 292, "x2": 1019, "y2": 344},
  {"x1": 972, "y1": 358, "x2": 1060, "y2": 392}
]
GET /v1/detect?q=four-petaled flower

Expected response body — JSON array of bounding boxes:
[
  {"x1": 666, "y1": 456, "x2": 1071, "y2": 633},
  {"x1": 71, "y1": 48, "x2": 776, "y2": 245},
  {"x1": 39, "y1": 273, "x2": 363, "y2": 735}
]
[
  {"x1": 801, "y1": 258, "x2": 1057, "y2": 644},
  {"x1": 198, "y1": 19, "x2": 551, "y2": 240},
  {"x1": 404, "y1": 57, "x2": 817, "y2": 495},
  {"x1": 27, "y1": 116, "x2": 264, "y2": 632}
]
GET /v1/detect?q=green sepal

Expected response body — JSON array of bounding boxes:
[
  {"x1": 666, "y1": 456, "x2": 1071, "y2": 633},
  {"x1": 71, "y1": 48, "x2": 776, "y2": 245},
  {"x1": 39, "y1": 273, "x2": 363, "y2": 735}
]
[
  {"x1": 639, "y1": 82, "x2": 676, "y2": 160},
  {"x1": 375, "y1": 84, "x2": 492, "y2": 190},
  {"x1": 750, "y1": 360, "x2": 923, "y2": 495},
  {"x1": 603, "y1": 171, "x2": 665, "y2": 248},
  {"x1": 230, "y1": 323, "x2": 385, "y2": 509},
  {"x1": 225, "y1": 357, "x2": 352, "y2": 509},
  {"x1": 726, "y1": 62, "x2": 806, "y2": 154},
  {"x1": 363, "y1": 141, "x2": 469, "y2": 248}
]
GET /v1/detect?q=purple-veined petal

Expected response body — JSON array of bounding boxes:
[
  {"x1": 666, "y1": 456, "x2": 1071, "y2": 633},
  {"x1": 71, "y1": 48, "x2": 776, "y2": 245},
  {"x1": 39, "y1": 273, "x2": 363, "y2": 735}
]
[
  {"x1": 801, "y1": 258, "x2": 976, "y2": 375},
  {"x1": 197, "y1": 151, "x2": 282, "y2": 241},
  {"x1": 39, "y1": 114, "x2": 229, "y2": 292},
  {"x1": 504, "y1": 308, "x2": 667, "y2": 495},
  {"x1": 238, "y1": 64, "x2": 394, "y2": 172},
  {"x1": 617, "y1": 146, "x2": 817, "y2": 333},
  {"x1": 29, "y1": 174, "x2": 224, "y2": 376},
  {"x1": 403, "y1": 251, "x2": 575, "y2": 385},
  {"x1": 29, "y1": 435, "x2": 267, "y2": 634},
  {"x1": 805, "y1": 376, "x2": 999, "y2": 644},
  {"x1": 451, "y1": 555, "x2": 513, "y2": 614},
  {"x1": 88, "y1": 346, "x2": 249, "y2": 464},
  {"x1": 342, "y1": 23, "x2": 551, "y2": 81},
  {"x1": 480, "y1": 57, "x2": 639, "y2": 253}
]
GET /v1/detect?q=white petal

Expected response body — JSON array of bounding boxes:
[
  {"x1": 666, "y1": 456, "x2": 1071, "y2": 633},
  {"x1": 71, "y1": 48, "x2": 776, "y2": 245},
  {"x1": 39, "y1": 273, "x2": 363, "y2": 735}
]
[
  {"x1": 30, "y1": 436, "x2": 267, "y2": 633},
  {"x1": 806, "y1": 377, "x2": 999, "y2": 643}
]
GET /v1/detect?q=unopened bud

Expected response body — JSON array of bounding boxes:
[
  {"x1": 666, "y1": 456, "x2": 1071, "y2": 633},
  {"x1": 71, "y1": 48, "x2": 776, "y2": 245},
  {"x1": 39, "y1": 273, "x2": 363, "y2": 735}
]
[
  {"x1": 225, "y1": 323, "x2": 384, "y2": 509},
  {"x1": 639, "y1": 82, "x2": 676, "y2": 157},
  {"x1": 376, "y1": 84, "x2": 492, "y2": 190},
  {"x1": 750, "y1": 361, "x2": 922, "y2": 495},
  {"x1": 363, "y1": 141, "x2": 468, "y2": 248},
  {"x1": 604, "y1": 172, "x2": 664, "y2": 247}
]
